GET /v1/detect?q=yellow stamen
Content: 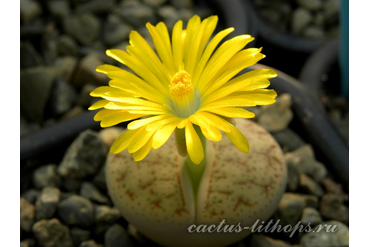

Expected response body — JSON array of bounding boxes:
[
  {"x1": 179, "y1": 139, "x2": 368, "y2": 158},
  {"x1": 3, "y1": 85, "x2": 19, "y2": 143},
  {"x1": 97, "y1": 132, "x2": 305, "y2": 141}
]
[{"x1": 169, "y1": 70, "x2": 198, "y2": 118}]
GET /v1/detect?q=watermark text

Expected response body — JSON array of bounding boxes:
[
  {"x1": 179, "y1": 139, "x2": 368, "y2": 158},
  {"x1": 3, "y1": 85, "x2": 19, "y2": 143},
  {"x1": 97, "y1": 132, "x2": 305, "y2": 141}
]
[{"x1": 188, "y1": 219, "x2": 338, "y2": 237}]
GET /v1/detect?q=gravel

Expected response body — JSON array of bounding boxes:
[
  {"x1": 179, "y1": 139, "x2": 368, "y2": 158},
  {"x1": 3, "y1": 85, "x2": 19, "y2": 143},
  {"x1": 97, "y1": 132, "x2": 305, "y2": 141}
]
[
  {"x1": 252, "y1": 0, "x2": 340, "y2": 38},
  {"x1": 18, "y1": 0, "x2": 209, "y2": 136},
  {"x1": 20, "y1": 101, "x2": 349, "y2": 246}
]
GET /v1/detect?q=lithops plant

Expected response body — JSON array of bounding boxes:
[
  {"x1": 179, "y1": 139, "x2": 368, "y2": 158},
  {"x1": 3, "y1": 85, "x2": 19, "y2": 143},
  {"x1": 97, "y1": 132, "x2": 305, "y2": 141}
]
[{"x1": 106, "y1": 118, "x2": 287, "y2": 247}]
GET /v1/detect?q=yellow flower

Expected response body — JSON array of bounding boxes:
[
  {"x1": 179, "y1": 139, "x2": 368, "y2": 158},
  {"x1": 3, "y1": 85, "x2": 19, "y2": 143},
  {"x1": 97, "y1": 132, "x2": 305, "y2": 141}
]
[{"x1": 89, "y1": 15, "x2": 277, "y2": 164}]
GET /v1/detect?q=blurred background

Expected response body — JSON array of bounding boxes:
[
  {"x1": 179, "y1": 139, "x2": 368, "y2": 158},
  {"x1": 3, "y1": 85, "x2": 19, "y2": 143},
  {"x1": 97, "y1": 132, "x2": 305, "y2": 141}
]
[{"x1": 20, "y1": 0, "x2": 347, "y2": 139}]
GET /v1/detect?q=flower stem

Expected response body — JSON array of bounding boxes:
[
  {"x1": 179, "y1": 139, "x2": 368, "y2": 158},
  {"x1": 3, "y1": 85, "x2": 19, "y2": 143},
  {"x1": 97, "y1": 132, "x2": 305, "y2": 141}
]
[
  {"x1": 184, "y1": 125, "x2": 207, "y2": 201},
  {"x1": 175, "y1": 128, "x2": 188, "y2": 157}
]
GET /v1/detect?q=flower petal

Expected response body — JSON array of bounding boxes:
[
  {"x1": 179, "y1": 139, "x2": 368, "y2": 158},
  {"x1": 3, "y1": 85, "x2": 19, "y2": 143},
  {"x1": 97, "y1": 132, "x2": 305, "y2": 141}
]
[
  {"x1": 183, "y1": 15, "x2": 201, "y2": 75},
  {"x1": 197, "y1": 35, "x2": 254, "y2": 93},
  {"x1": 189, "y1": 16, "x2": 218, "y2": 75},
  {"x1": 127, "y1": 44, "x2": 170, "y2": 87},
  {"x1": 203, "y1": 69, "x2": 277, "y2": 104},
  {"x1": 104, "y1": 101, "x2": 167, "y2": 112},
  {"x1": 185, "y1": 122, "x2": 204, "y2": 165},
  {"x1": 146, "y1": 22, "x2": 176, "y2": 75},
  {"x1": 203, "y1": 107, "x2": 255, "y2": 119},
  {"x1": 177, "y1": 118, "x2": 188, "y2": 129},
  {"x1": 106, "y1": 49, "x2": 168, "y2": 93},
  {"x1": 202, "y1": 89, "x2": 277, "y2": 108},
  {"x1": 193, "y1": 112, "x2": 233, "y2": 133},
  {"x1": 202, "y1": 49, "x2": 265, "y2": 97},
  {"x1": 96, "y1": 64, "x2": 122, "y2": 74},
  {"x1": 129, "y1": 31, "x2": 171, "y2": 82},
  {"x1": 188, "y1": 114, "x2": 210, "y2": 129},
  {"x1": 93, "y1": 109, "x2": 125, "y2": 121},
  {"x1": 90, "y1": 86, "x2": 127, "y2": 97},
  {"x1": 106, "y1": 70, "x2": 168, "y2": 102},
  {"x1": 152, "y1": 121, "x2": 178, "y2": 149},
  {"x1": 88, "y1": 100, "x2": 109, "y2": 110},
  {"x1": 133, "y1": 136, "x2": 154, "y2": 162},
  {"x1": 110, "y1": 128, "x2": 143, "y2": 154},
  {"x1": 172, "y1": 20, "x2": 184, "y2": 71},
  {"x1": 224, "y1": 124, "x2": 249, "y2": 153},
  {"x1": 127, "y1": 115, "x2": 167, "y2": 130},
  {"x1": 96, "y1": 109, "x2": 145, "y2": 127},
  {"x1": 146, "y1": 116, "x2": 180, "y2": 131},
  {"x1": 201, "y1": 126, "x2": 222, "y2": 142},
  {"x1": 192, "y1": 27, "x2": 235, "y2": 87},
  {"x1": 99, "y1": 94, "x2": 166, "y2": 109},
  {"x1": 128, "y1": 129, "x2": 156, "y2": 153}
]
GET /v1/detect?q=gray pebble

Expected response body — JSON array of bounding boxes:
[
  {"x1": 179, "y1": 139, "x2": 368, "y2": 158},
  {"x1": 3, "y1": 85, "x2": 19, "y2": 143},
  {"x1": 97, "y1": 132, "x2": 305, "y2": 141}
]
[
  {"x1": 20, "y1": 238, "x2": 36, "y2": 247},
  {"x1": 104, "y1": 224, "x2": 134, "y2": 247},
  {"x1": 299, "y1": 174, "x2": 324, "y2": 197},
  {"x1": 70, "y1": 227, "x2": 91, "y2": 246},
  {"x1": 20, "y1": 66, "x2": 56, "y2": 122},
  {"x1": 60, "y1": 191, "x2": 77, "y2": 201},
  {"x1": 80, "y1": 182, "x2": 110, "y2": 204},
  {"x1": 42, "y1": 29, "x2": 59, "y2": 65},
  {"x1": 303, "y1": 26, "x2": 325, "y2": 39},
  {"x1": 272, "y1": 128, "x2": 305, "y2": 153},
  {"x1": 35, "y1": 187, "x2": 61, "y2": 221},
  {"x1": 49, "y1": 79, "x2": 77, "y2": 117},
  {"x1": 274, "y1": 193, "x2": 305, "y2": 227},
  {"x1": 79, "y1": 239, "x2": 103, "y2": 247},
  {"x1": 63, "y1": 13, "x2": 101, "y2": 45},
  {"x1": 20, "y1": 198, "x2": 35, "y2": 232},
  {"x1": 20, "y1": 0, "x2": 42, "y2": 22},
  {"x1": 158, "y1": 5, "x2": 180, "y2": 29},
  {"x1": 58, "y1": 129, "x2": 106, "y2": 179},
  {"x1": 94, "y1": 205, "x2": 121, "y2": 224},
  {"x1": 143, "y1": 0, "x2": 167, "y2": 7},
  {"x1": 300, "y1": 220, "x2": 349, "y2": 247},
  {"x1": 323, "y1": 0, "x2": 340, "y2": 22},
  {"x1": 92, "y1": 167, "x2": 106, "y2": 193},
  {"x1": 286, "y1": 162, "x2": 300, "y2": 192},
  {"x1": 258, "y1": 94, "x2": 293, "y2": 132},
  {"x1": 103, "y1": 20, "x2": 132, "y2": 47},
  {"x1": 170, "y1": 0, "x2": 193, "y2": 8},
  {"x1": 301, "y1": 207, "x2": 323, "y2": 226},
  {"x1": 20, "y1": 114, "x2": 41, "y2": 137},
  {"x1": 301, "y1": 194, "x2": 319, "y2": 208},
  {"x1": 33, "y1": 164, "x2": 62, "y2": 189},
  {"x1": 20, "y1": 41, "x2": 44, "y2": 69},
  {"x1": 250, "y1": 233, "x2": 292, "y2": 247},
  {"x1": 47, "y1": 0, "x2": 70, "y2": 19},
  {"x1": 58, "y1": 195, "x2": 94, "y2": 227},
  {"x1": 20, "y1": 18, "x2": 45, "y2": 37},
  {"x1": 73, "y1": 53, "x2": 110, "y2": 87},
  {"x1": 21, "y1": 189, "x2": 40, "y2": 204},
  {"x1": 320, "y1": 178, "x2": 348, "y2": 201},
  {"x1": 313, "y1": 12, "x2": 325, "y2": 27},
  {"x1": 295, "y1": 0, "x2": 322, "y2": 11},
  {"x1": 319, "y1": 193, "x2": 349, "y2": 224},
  {"x1": 57, "y1": 35, "x2": 79, "y2": 57},
  {"x1": 284, "y1": 145, "x2": 327, "y2": 182},
  {"x1": 54, "y1": 56, "x2": 78, "y2": 82},
  {"x1": 62, "y1": 178, "x2": 82, "y2": 192},
  {"x1": 32, "y1": 218, "x2": 74, "y2": 247},
  {"x1": 291, "y1": 7, "x2": 313, "y2": 35},
  {"x1": 116, "y1": 1, "x2": 157, "y2": 27},
  {"x1": 75, "y1": 0, "x2": 115, "y2": 14},
  {"x1": 259, "y1": 8, "x2": 282, "y2": 25}
]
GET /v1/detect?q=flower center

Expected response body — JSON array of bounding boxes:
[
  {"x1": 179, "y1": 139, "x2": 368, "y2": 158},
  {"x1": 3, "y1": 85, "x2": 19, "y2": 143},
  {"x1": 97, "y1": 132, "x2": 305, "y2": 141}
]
[{"x1": 169, "y1": 70, "x2": 198, "y2": 118}]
